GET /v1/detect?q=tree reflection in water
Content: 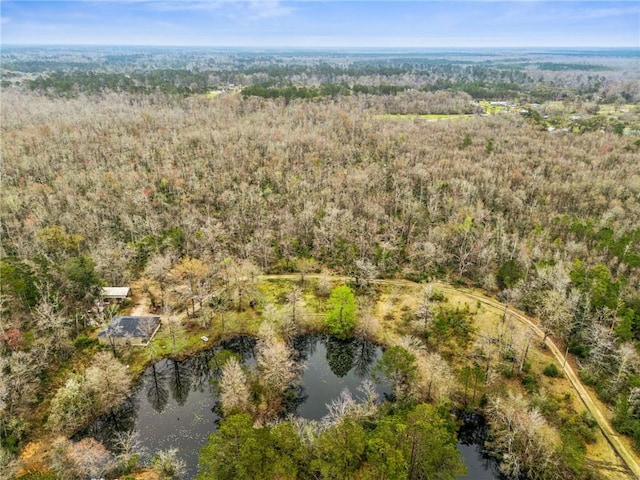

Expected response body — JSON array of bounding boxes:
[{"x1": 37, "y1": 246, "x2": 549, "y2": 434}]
[
  {"x1": 76, "y1": 395, "x2": 139, "y2": 451},
  {"x1": 188, "y1": 348, "x2": 216, "y2": 392},
  {"x1": 282, "y1": 383, "x2": 308, "y2": 415},
  {"x1": 82, "y1": 334, "x2": 384, "y2": 478},
  {"x1": 291, "y1": 333, "x2": 317, "y2": 362},
  {"x1": 219, "y1": 336, "x2": 256, "y2": 362},
  {"x1": 324, "y1": 336, "x2": 356, "y2": 378},
  {"x1": 168, "y1": 359, "x2": 192, "y2": 406},
  {"x1": 353, "y1": 337, "x2": 378, "y2": 377},
  {"x1": 145, "y1": 363, "x2": 169, "y2": 414},
  {"x1": 457, "y1": 412, "x2": 503, "y2": 479}
]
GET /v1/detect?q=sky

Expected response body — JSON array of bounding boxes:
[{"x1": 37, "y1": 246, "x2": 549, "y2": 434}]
[{"x1": 1, "y1": 1, "x2": 639, "y2": 48}]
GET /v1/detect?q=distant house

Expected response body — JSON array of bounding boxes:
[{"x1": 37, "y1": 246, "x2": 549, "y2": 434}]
[
  {"x1": 98, "y1": 316, "x2": 160, "y2": 347},
  {"x1": 101, "y1": 287, "x2": 131, "y2": 302}
]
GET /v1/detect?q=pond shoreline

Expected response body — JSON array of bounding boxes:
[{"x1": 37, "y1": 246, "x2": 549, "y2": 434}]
[{"x1": 83, "y1": 333, "x2": 501, "y2": 479}]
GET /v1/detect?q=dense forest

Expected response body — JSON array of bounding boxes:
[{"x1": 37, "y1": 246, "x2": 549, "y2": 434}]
[
  {"x1": 1, "y1": 47, "x2": 640, "y2": 479},
  {"x1": 3, "y1": 46, "x2": 640, "y2": 102}
]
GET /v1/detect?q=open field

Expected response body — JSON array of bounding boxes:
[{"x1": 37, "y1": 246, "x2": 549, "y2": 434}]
[{"x1": 374, "y1": 113, "x2": 475, "y2": 121}]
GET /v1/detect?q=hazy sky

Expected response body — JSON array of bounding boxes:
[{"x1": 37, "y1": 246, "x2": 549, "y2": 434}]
[{"x1": 2, "y1": 1, "x2": 639, "y2": 47}]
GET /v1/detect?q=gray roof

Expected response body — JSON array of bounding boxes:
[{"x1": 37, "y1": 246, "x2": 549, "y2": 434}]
[{"x1": 98, "y1": 316, "x2": 160, "y2": 339}]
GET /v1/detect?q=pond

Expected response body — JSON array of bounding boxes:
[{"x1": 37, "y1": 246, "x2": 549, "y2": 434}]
[
  {"x1": 83, "y1": 334, "x2": 501, "y2": 479},
  {"x1": 457, "y1": 413, "x2": 504, "y2": 480}
]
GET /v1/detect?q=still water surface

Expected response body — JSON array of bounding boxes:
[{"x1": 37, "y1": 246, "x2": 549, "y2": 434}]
[{"x1": 86, "y1": 335, "x2": 500, "y2": 479}]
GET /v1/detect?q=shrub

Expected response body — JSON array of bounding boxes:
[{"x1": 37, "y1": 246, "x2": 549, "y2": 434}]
[
  {"x1": 543, "y1": 363, "x2": 561, "y2": 378},
  {"x1": 496, "y1": 259, "x2": 524, "y2": 289},
  {"x1": 430, "y1": 289, "x2": 446, "y2": 302},
  {"x1": 502, "y1": 348, "x2": 516, "y2": 362},
  {"x1": 499, "y1": 365, "x2": 515, "y2": 379},
  {"x1": 152, "y1": 449, "x2": 186, "y2": 480},
  {"x1": 73, "y1": 334, "x2": 97, "y2": 350},
  {"x1": 569, "y1": 411, "x2": 597, "y2": 444},
  {"x1": 521, "y1": 374, "x2": 538, "y2": 393}
]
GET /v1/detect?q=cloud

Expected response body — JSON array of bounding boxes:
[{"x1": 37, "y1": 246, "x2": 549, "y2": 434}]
[
  {"x1": 568, "y1": 6, "x2": 640, "y2": 19},
  {"x1": 134, "y1": 1, "x2": 226, "y2": 12},
  {"x1": 248, "y1": 0, "x2": 293, "y2": 18},
  {"x1": 123, "y1": 0, "x2": 293, "y2": 19},
  {"x1": 488, "y1": 1, "x2": 640, "y2": 25}
]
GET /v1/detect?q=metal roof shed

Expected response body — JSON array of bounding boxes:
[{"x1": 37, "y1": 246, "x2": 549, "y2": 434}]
[{"x1": 101, "y1": 287, "x2": 131, "y2": 300}]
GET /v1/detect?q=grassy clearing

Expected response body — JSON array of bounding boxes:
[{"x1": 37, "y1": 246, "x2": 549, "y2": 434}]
[
  {"x1": 257, "y1": 278, "x2": 297, "y2": 304},
  {"x1": 478, "y1": 100, "x2": 510, "y2": 114},
  {"x1": 122, "y1": 277, "x2": 343, "y2": 375},
  {"x1": 431, "y1": 284, "x2": 632, "y2": 479},
  {"x1": 123, "y1": 309, "x2": 261, "y2": 376},
  {"x1": 26, "y1": 277, "x2": 632, "y2": 479},
  {"x1": 205, "y1": 87, "x2": 241, "y2": 99},
  {"x1": 598, "y1": 104, "x2": 639, "y2": 115},
  {"x1": 374, "y1": 113, "x2": 474, "y2": 121}
]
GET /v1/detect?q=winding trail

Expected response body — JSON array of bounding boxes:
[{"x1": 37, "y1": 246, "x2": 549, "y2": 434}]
[
  {"x1": 432, "y1": 282, "x2": 640, "y2": 480},
  {"x1": 258, "y1": 274, "x2": 640, "y2": 478}
]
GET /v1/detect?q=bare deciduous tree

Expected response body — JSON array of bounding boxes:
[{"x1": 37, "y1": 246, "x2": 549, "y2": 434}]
[
  {"x1": 486, "y1": 394, "x2": 561, "y2": 480},
  {"x1": 255, "y1": 336, "x2": 301, "y2": 417},
  {"x1": 218, "y1": 357, "x2": 251, "y2": 416},
  {"x1": 84, "y1": 351, "x2": 131, "y2": 413}
]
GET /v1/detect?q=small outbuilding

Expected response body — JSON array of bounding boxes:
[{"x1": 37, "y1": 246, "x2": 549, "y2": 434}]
[
  {"x1": 98, "y1": 315, "x2": 161, "y2": 347},
  {"x1": 101, "y1": 287, "x2": 131, "y2": 302}
]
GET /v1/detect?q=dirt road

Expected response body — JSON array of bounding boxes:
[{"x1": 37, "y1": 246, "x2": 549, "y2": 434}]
[
  {"x1": 433, "y1": 283, "x2": 640, "y2": 479},
  {"x1": 259, "y1": 274, "x2": 640, "y2": 477}
]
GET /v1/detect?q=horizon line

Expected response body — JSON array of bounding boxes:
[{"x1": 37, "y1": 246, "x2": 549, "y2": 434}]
[{"x1": 4, "y1": 43, "x2": 639, "y2": 49}]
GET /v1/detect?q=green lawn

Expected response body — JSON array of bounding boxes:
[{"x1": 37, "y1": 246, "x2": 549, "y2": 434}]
[{"x1": 374, "y1": 113, "x2": 474, "y2": 121}]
